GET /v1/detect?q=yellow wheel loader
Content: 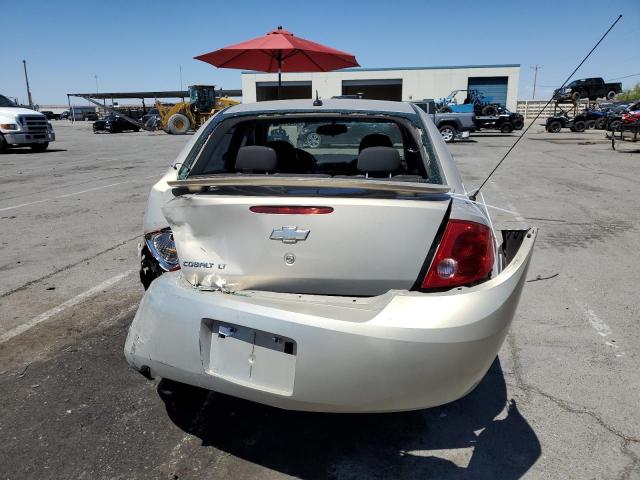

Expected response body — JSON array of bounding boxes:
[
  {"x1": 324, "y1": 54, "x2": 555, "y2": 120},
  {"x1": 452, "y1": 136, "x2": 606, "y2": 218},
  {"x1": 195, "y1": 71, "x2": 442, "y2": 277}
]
[{"x1": 156, "y1": 85, "x2": 239, "y2": 134}]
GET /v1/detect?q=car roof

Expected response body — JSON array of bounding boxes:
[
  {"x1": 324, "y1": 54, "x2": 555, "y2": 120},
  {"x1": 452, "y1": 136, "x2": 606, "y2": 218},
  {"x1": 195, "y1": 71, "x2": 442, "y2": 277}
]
[{"x1": 224, "y1": 99, "x2": 417, "y2": 116}]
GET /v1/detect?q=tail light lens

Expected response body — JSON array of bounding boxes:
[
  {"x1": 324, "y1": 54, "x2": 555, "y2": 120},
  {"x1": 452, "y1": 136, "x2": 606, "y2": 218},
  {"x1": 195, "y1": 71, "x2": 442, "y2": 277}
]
[
  {"x1": 421, "y1": 220, "x2": 494, "y2": 289},
  {"x1": 144, "y1": 228, "x2": 180, "y2": 271}
]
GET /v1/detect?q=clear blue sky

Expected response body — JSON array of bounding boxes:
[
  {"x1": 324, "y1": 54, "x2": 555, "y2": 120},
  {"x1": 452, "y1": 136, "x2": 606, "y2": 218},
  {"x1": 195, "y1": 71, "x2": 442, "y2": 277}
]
[{"x1": 1, "y1": 0, "x2": 638, "y2": 105}]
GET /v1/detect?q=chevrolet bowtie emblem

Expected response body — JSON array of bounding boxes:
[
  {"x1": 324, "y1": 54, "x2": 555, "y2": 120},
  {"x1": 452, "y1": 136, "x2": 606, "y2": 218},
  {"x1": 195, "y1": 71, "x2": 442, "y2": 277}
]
[{"x1": 270, "y1": 226, "x2": 310, "y2": 244}]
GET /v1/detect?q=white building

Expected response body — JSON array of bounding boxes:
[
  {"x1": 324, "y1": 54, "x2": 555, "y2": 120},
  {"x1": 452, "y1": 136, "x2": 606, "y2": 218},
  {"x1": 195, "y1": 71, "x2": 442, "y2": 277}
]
[{"x1": 242, "y1": 64, "x2": 520, "y2": 111}]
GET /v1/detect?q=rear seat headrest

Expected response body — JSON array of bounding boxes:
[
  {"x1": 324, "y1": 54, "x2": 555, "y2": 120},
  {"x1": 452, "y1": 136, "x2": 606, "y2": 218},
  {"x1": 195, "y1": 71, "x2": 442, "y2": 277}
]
[
  {"x1": 357, "y1": 146, "x2": 401, "y2": 174},
  {"x1": 235, "y1": 146, "x2": 277, "y2": 172}
]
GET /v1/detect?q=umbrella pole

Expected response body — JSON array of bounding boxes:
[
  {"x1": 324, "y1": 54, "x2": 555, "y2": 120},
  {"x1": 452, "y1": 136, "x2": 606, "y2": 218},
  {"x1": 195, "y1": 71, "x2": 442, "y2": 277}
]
[{"x1": 277, "y1": 52, "x2": 282, "y2": 100}]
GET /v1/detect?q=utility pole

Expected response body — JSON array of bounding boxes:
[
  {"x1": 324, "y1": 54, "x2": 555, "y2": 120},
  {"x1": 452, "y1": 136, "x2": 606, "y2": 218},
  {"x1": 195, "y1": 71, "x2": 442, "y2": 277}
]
[
  {"x1": 530, "y1": 65, "x2": 542, "y2": 100},
  {"x1": 22, "y1": 60, "x2": 34, "y2": 108},
  {"x1": 179, "y1": 65, "x2": 184, "y2": 102},
  {"x1": 94, "y1": 74, "x2": 105, "y2": 109}
]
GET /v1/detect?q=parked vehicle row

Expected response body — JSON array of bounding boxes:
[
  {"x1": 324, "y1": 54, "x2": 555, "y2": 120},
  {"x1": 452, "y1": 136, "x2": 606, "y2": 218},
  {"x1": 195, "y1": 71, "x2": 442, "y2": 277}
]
[{"x1": 546, "y1": 101, "x2": 640, "y2": 133}]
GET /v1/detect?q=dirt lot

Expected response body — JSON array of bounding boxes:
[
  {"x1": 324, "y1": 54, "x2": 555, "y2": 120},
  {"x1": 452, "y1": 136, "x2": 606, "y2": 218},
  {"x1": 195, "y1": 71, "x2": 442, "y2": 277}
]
[{"x1": 0, "y1": 121, "x2": 638, "y2": 479}]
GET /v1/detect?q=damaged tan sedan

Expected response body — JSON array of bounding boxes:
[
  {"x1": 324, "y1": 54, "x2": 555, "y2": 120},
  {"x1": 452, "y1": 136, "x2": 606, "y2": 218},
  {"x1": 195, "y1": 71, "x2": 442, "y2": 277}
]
[{"x1": 125, "y1": 99, "x2": 536, "y2": 413}]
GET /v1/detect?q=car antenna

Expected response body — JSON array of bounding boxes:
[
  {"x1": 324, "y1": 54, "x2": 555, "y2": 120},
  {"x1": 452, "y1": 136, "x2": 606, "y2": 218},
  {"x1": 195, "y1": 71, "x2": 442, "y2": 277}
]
[
  {"x1": 313, "y1": 90, "x2": 323, "y2": 106},
  {"x1": 468, "y1": 14, "x2": 622, "y2": 202}
]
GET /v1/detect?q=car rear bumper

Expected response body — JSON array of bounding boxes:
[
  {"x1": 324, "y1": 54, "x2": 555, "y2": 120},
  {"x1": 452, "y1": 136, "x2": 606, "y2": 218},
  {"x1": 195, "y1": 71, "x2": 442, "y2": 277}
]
[
  {"x1": 125, "y1": 229, "x2": 536, "y2": 412},
  {"x1": 3, "y1": 131, "x2": 55, "y2": 145}
]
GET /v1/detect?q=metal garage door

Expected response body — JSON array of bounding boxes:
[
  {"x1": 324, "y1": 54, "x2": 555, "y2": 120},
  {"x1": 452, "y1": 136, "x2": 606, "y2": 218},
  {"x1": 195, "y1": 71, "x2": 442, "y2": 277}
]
[
  {"x1": 468, "y1": 77, "x2": 508, "y2": 106},
  {"x1": 256, "y1": 81, "x2": 312, "y2": 101},
  {"x1": 342, "y1": 79, "x2": 402, "y2": 101}
]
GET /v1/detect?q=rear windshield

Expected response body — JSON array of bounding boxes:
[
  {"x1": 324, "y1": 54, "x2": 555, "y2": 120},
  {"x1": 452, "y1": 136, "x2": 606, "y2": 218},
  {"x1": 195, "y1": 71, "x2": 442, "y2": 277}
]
[{"x1": 186, "y1": 115, "x2": 440, "y2": 182}]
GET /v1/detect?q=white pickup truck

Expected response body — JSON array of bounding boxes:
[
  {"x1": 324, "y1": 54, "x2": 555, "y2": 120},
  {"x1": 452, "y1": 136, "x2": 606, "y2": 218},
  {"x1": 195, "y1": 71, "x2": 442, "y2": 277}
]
[{"x1": 0, "y1": 94, "x2": 55, "y2": 153}]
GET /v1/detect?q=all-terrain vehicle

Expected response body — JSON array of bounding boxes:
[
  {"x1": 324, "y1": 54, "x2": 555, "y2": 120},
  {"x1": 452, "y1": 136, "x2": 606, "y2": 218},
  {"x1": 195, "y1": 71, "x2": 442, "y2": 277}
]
[
  {"x1": 602, "y1": 102, "x2": 640, "y2": 131},
  {"x1": 436, "y1": 89, "x2": 502, "y2": 116},
  {"x1": 582, "y1": 107, "x2": 608, "y2": 129},
  {"x1": 545, "y1": 108, "x2": 589, "y2": 133}
]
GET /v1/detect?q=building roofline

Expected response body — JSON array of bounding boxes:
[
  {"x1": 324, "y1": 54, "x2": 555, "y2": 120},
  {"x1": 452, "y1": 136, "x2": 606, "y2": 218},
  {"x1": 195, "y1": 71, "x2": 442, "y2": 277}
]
[{"x1": 242, "y1": 64, "x2": 521, "y2": 74}]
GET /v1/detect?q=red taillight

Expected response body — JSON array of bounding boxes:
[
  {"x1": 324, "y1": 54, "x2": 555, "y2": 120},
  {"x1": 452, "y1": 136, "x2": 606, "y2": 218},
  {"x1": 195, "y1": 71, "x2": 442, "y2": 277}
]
[
  {"x1": 421, "y1": 220, "x2": 494, "y2": 289},
  {"x1": 250, "y1": 206, "x2": 334, "y2": 214}
]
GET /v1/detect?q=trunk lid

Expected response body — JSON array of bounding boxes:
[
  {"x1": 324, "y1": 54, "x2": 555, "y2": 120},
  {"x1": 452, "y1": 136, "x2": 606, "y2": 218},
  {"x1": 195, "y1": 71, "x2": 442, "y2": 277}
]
[{"x1": 163, "y1": 185, "x2": 450, "y2": 296}]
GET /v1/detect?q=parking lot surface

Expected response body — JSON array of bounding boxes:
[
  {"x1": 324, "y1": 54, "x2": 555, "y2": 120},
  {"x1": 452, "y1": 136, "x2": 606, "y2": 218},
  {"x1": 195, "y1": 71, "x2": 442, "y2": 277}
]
[{"x1": 0, "y1": 121, "x2": 638, "y2": 479}]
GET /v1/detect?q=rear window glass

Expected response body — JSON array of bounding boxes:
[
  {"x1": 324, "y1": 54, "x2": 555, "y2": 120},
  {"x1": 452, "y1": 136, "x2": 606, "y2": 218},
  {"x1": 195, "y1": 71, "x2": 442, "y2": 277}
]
[{"x1": 188, "y1": 116, "x2": 439, "y2": 181}]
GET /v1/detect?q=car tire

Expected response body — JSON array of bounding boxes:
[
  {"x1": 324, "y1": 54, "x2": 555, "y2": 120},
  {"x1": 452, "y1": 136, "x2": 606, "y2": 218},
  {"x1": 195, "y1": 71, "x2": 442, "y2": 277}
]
[
  {"x1": 606, "y1": 90, "x2": 616, "y2": 100},
  {"x1": 30, "y1": 142, "x2": 49, "y2": 152},
  {"x1": 0, "y1": 134, "x2": 7, "y2": 153},
  {"x1": 438, "y1": 124, "x2": 456, "y2": 143},
  {"x1": 609, "y1": 119, "x2": 621, "y2": 131},
  {"x1": 482, "y1": 105, "x2": 498, "y2": 116},
  {"x1": 513, "y1": 118, "x2": 524, "y2": 129},
  {"x1": 571, "y1": 91, "x2": 581, "y2": 102},
  {"x1": 500, "y1": 122, "x2": 514, "y2": 133},
  {"x1": 572, "y1": 120, "x2": 586, "y2": 132},
  {"x1": 547, "y1": 121, "x2": 562, "y2": 133},
  {"x1": 586, "y1": 120, "x2": 596, "y2": 129},
  {"x1": 167, "y1": 114, "x2": 190, "y2": 134},
  {"x1": 305, "y1": 132, "x2": 321, "y2": 148}
]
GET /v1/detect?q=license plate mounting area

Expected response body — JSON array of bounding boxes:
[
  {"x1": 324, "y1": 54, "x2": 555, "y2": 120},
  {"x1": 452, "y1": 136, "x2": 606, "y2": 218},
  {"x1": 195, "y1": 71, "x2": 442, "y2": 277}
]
[{"x1": 200, "y1": 318, "x2": 296, "y2": 395}]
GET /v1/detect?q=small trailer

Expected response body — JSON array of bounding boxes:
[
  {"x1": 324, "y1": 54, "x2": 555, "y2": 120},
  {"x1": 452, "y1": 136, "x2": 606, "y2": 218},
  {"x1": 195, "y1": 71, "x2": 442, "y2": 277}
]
[{"x1": 474, "y1": 114, "x2": 519, "y2": 133}]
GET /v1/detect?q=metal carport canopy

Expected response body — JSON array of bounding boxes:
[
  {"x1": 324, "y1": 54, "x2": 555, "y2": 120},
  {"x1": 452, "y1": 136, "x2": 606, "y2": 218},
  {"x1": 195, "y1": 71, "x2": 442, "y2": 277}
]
[{"x1": 66, "y1": 89, "x2": 242, "y2": 100}]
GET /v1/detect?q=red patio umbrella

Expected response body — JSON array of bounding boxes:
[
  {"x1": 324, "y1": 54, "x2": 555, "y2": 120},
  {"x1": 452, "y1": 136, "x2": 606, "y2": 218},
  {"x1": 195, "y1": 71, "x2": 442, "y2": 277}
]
[{"x1": 194, "y1": 26, "x2": 359, "y2": 98}]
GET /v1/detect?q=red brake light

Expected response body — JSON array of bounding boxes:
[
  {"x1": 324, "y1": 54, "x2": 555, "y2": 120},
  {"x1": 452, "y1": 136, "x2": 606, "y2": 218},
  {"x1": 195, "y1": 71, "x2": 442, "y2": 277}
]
[
  {"x1": 421, "y1": 220, "x2": 494, "y2": 289},
  {"x1": 250, "y1": 206, "x2": 334, "y2": 214}
]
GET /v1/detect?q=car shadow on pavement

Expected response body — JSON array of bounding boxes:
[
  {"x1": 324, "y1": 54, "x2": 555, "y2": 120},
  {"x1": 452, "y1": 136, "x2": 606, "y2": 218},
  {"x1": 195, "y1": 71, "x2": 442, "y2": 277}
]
[
  {"x1": 470, "y1": 134, "x2": 518, "y2": 138},
  {"x1": 159, "y1": 357, "x2": 540, "y2": 479},
  {"x1": 6, "y1": 148, "x2": 68, "y2": 154}
]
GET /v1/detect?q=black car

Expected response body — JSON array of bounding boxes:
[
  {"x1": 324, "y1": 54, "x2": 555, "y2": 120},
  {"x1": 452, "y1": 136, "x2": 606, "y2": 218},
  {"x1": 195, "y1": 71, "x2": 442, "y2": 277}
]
[
  {"x1": 93, "y1": 115, "x2": 140, "y2": 133},
  {"x1": 140, "y1": 108, "x2": 162, "y2": 129},
  {"x1": 40, "y1": 111, "x2": 60, "y2": 120}
]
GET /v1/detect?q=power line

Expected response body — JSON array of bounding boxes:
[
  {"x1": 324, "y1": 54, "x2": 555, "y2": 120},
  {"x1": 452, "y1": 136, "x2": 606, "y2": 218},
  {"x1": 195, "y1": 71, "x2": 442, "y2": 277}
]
[{"x1": 607, "y1": 73, "x2": 640, "y2": 81}]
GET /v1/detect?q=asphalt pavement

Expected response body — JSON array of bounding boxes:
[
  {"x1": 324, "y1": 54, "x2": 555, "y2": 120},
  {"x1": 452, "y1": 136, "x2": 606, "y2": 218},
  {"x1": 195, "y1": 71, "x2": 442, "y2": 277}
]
[{"x1": 0, "y1": 121, "x2": 638, "y2": 479}]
